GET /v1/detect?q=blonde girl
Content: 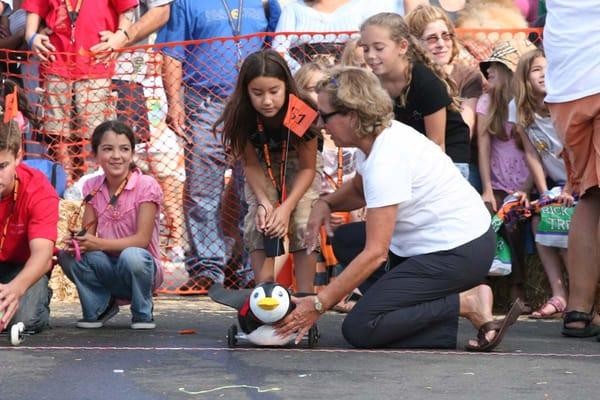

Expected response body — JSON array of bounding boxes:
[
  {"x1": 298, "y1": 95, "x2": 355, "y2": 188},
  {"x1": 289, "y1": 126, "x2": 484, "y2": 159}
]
[
  {"x1": 477, "y1": 42, "x2": 531, "y2": 310},
  {"x1": 510, "y1": 49, "x2": 573, "y2": 318},
  {"x1": 359, "y1": 12, "x2": 471, "y2": 178}
]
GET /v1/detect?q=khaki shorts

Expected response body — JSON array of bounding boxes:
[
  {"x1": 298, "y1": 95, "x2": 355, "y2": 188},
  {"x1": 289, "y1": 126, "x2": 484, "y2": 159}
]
[
  {"x1": 244, "y1": 151, "x2": 323, "y2": 253},
  {"x1": 548, "y1": 93, "x2": 600, "y2": 196},
  {"x1": 43, "y1": 75, "x2": 116, "y2": 139}
]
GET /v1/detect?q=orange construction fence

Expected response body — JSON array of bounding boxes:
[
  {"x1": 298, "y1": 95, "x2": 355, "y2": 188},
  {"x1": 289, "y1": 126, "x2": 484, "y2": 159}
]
[{"x1": 0, "y1": 29, "x2": 542, "y2": 294}]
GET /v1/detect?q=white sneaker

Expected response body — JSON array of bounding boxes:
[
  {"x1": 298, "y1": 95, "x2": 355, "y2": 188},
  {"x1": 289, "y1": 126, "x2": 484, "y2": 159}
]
[{"x1": 131, "y1": 320, "x2": 156, "y2": 330}]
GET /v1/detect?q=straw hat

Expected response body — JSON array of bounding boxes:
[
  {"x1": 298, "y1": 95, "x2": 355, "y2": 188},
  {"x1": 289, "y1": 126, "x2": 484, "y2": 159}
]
[{"x1": 479, "y1": 41, "x2": 521, "y2": 78}]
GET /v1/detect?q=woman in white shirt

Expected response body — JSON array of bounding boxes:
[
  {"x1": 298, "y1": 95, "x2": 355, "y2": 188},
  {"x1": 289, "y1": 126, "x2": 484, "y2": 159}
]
[{"x1": 276, "y1": 66, "x2": 524, "y2": 351}]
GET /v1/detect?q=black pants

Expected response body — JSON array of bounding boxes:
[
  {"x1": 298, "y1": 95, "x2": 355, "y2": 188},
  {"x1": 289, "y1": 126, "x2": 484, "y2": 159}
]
[{"x1": 332, "y1": 222, "x2": 495, "y2": 349}]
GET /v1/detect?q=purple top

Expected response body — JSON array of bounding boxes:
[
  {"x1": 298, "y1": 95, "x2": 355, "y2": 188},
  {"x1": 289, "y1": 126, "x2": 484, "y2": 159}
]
[{"x1": 476, "y1": 94, "x2": 530, "y2": 193}]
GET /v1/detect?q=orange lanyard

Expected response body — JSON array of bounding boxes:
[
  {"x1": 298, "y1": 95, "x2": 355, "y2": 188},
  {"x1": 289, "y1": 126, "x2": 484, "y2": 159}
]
[
  {"x1": 68, "y1": 172, "x2": 131, "y2": 235},
  {"x1": 65, "y1": 0, "x2": 84, "y2": 43},
  {"x1": 257, "y1": 119, "x2": 287, "y2": 201},
  {"x1": 0, "y1": 176, "x2": 19, "y2": 254}
]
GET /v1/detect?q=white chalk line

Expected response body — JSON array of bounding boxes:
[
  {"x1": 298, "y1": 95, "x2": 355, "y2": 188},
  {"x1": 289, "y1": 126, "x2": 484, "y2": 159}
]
[{"x1": 1, "y1": 346, "x2": 599, "y2": 358}]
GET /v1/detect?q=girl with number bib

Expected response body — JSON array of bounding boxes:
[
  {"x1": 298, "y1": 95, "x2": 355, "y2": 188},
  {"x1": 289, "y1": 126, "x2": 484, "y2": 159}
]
[{"x1": 214, "y1": 50, "x2": 322, "y2": 294}]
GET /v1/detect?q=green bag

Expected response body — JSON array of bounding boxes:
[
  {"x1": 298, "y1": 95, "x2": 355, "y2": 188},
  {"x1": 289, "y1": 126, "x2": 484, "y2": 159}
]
[
  {"x1": 489, "y1": 215, "x2": 512, "y2": 276},
  {"x1": 535, "y1": 205, "x2": 574, "y2": 248}
]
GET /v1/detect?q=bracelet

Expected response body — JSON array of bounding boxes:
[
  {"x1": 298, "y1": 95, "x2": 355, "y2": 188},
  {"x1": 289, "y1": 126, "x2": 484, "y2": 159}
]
[
  {"x1": 27, "y1": 33, "x2": 39, "y2": 50},
  {"x1": 117, "y1": 28, "x2": 130, "y2": 40},
  {"x1": 257, "y1": 203, "x2": 268, "y2": 213}
]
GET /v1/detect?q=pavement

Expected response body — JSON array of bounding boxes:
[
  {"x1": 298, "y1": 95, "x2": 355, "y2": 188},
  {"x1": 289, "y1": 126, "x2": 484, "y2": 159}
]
[{"x1": 1, "y1": 296, "x2": 599, "y2": 400}]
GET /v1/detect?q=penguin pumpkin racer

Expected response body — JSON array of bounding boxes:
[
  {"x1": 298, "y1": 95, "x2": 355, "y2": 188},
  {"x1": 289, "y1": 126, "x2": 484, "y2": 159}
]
[{"x1": 209, "y1": 282, "x2": 320, "y2": 348}]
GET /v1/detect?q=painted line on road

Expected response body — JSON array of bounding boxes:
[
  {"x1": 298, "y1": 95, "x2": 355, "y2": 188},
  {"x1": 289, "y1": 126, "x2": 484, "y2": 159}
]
[{"x1": 2, "y1": 346, "x2": 599, "y2": 358}]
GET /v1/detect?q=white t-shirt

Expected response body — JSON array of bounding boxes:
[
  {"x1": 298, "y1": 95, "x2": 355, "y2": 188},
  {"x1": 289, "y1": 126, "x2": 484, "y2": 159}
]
[
  {"x1": 355, "y1": 121, "x2": 490, "y2": 257},
  {"x1": 508, "y1": 100, "x2": 567, "y2": 184},
  {"x1": 544, "y1": 0, "x2": 600, "y2": 102}
]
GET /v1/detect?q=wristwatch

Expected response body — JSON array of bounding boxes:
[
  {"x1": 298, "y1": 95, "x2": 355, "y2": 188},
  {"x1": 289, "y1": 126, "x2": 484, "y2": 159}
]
[{"x1": 313, "y1": 296, "x2": 325, "y2": 314}]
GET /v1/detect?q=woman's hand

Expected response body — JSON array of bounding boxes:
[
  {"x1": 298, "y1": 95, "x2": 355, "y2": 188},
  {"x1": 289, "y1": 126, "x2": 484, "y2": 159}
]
[
  {"x1": 481, "y1": 189, "x2": 497, "y2": 213},
  {"x1": 275, "y1": 296, "x2": 322, "y2": 345},
  {"x1": 264, "y1": 203, "x2": 291, "y2": 239},
  {"x1": 255, "y1": 202, "x2": 274, "y2": 233},
  {"x1": 304, "y1": 199, "x2": 331, "y2": 253},
  {"x1": 557, "y1": 189, "x2": 575, "y2": 208},
  {"x1": 512, "y1": 190, "x2": 530, "y2": 207}
]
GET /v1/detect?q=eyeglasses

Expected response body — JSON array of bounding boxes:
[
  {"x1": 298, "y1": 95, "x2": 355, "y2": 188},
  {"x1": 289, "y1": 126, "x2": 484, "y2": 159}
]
[
  {"x1": 318, "y1": 109, "x2": 342, "y2": 124},
  {"x1": 423, "y1": 32, "x2": 454, "y2": 45}
]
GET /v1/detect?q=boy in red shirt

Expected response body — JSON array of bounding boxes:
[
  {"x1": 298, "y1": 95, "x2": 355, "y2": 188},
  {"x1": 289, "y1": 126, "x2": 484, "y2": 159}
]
[
  {"x1": 22, "y1": 0, "x2": 138, "y2": 179},
  {"x1": 0, "y1": 117, "x2": 59, "y2": 333}
]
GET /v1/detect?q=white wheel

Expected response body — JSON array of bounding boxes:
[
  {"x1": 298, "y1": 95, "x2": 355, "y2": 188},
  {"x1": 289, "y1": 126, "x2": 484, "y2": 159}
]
[{"x1": 10, "y1": 322, "x2": 25, "y2": 346}]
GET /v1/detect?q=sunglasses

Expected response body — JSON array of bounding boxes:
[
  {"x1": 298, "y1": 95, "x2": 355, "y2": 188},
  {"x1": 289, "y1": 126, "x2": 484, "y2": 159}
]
[
  {"x1": 318, "y1": 109, "x2": 343, "y2": 124},
  {"x1": 423, "y1": 32, "x2": 454, "y2": 45}
]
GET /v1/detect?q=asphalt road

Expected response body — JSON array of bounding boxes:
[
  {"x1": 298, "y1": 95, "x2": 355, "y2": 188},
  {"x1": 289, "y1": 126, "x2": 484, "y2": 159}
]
[{"x1": 1, "y1": 296, "x2": 599, "y2": 400}]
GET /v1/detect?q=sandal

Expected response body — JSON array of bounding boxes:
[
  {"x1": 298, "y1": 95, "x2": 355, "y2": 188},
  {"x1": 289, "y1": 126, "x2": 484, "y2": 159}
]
[
  {"x1": 562, "y1": 309, "x2": 600, "y2": 338},
  {"x1": 332, "y1": 292, "x2": 361, "y2": 314},
  {"x1": 529, "y1": 296, "x2": 566, "y2": 319},
  {"x1": 465, "y1": 298, "x2": 524, "y2": 352}
]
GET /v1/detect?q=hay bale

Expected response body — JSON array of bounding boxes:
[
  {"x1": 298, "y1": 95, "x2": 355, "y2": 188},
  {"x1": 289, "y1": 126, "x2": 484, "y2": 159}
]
[{"x1": 50, "y1": 200, "x2": 81, "y2": 303}]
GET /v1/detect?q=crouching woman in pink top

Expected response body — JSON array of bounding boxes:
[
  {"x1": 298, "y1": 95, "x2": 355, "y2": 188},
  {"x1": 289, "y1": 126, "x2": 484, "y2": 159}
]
[{"x1": 59, "y1": 120, "x2": 163, "y2": 330}]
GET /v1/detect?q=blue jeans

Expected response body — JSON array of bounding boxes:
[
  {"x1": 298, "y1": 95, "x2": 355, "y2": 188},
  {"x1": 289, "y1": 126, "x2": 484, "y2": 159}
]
[
  {"x1": 58, "y1": 248, "x2": 156, "y2": 322},
  {"x1": 182, "y1": 93, "x2": 231, "y2": 282},
  {"x1": 468, "y1": 163, "x2": 483, "y2": 194},
  {"x1": 0, "y1": 264, "x2": 51, "y2": 332}
]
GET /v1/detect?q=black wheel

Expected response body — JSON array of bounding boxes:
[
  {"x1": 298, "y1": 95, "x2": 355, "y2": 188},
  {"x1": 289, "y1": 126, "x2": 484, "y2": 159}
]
[
  {"x1": 227, "y1": 324, "x2": 238, "y2": 348},
  {"x1": 308, "y1": 325, "x2": 318, "y2": 348}
]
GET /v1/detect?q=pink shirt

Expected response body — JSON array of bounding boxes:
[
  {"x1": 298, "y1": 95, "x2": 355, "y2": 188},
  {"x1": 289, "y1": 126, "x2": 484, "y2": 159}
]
[{"x1": 83, "y1": 168, "x2": 164, "y2": 290}]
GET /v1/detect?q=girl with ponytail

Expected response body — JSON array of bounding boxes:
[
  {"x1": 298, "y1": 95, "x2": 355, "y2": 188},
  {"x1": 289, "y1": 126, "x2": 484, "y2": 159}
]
[{"x1": 359, "y1": 12, "x2": 471, "y2": 178}]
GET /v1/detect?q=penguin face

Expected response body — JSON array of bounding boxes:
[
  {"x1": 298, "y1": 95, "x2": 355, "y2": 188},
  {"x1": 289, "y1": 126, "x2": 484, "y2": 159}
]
[{"x1": 249, "y1": 282, "x2": 291, "y2": 324}]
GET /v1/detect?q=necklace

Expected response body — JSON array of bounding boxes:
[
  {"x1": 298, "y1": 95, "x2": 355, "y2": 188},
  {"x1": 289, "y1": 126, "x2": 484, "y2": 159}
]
[
  {"x1": 64, "y1": 0, "x2": 84, "y2": 44},
  {"x1": 68, "y1": 172, "x2": 131, "y2": 235}
]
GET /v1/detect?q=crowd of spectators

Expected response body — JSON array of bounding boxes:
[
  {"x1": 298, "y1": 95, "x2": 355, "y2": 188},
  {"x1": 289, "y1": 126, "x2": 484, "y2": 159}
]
[{"x1": 1, "y1": 0, "x2": 599, "y2": 349}]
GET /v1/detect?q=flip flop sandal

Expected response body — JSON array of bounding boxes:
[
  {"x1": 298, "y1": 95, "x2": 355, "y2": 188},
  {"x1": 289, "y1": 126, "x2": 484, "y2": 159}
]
[
  {"x1": 465, "y1": 298, "x2": 524, "y2": 352},
  {"x1": 529, "y1": 296, "x2": 566, "y2": 319},
  {"x1": 562, "y1": 310, "x2": 600, "y2": 338},
  {"x1": 331, "y1": 292, "x2": 362, "y2": 313}
]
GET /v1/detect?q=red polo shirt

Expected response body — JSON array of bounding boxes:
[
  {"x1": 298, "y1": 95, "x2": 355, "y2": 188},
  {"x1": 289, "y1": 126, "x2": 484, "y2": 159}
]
[
  {"x1": 0, "y1": 164, "x2": 59, "y2": 266},
  {"x1": 22, "y1": 0, "x2": 139, "y2": 79}
]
